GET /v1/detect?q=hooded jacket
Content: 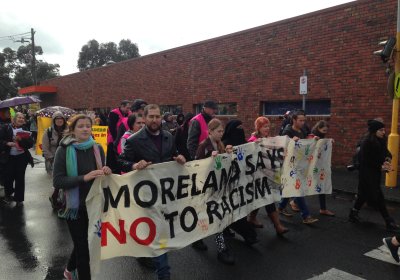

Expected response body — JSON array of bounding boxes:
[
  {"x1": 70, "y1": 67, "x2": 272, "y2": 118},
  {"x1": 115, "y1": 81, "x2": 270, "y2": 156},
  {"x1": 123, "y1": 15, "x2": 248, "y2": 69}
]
[{"x1": 42, "y1": 111, "x2": 67, "y2": 159}]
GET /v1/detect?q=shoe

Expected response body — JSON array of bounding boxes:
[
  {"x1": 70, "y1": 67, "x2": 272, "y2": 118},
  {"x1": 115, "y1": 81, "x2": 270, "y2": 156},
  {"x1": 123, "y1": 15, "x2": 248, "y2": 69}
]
[
  {"x1": 137, "y1": 257, "x2": 156, "y2": 270},
  {"x1": 383, "y1": 237, "x2": 400, "y2": 263},
  {"x1": 192, "y1": 240, "x2": 208, "y2": 251},
  {"x1": 63, "y1": 268, "x2": 72, "y2": 280},
  {"x1": 217, "y1": 249, "x2": 235, "y2": 265},
  {"x1": 15, "y1": 201, "x2": 23, "y2": 207},
  {"x1": 289, "y1": 200, "x2": 300, "y2": 212},
  {"x1": 303, "y1": 216, "x2": 319, "y2": 224},
  {"x1": 278, "y1": 207, "x2": 294, "y2": 217},
  {"x1": 349, "y1": 209, "x2": 362, "y2": 223},
  {"x1": 320, "y1": 209, "x2": 335, "y2": 217},
  {"x1": 2, "y1": 196, "x2": 14, "y2": 204}
]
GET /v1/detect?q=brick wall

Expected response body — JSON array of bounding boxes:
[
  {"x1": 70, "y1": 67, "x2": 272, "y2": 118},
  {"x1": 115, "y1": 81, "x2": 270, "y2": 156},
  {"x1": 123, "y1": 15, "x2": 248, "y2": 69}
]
[{"x1": 40, "y1": 0, "x2": 397, "y2": 166}]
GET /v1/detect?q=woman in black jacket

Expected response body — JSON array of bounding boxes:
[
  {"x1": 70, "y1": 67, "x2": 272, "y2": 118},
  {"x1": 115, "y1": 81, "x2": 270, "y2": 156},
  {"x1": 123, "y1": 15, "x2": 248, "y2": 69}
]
[{"x1": 349, "y1": 119, "x2": 399, "y2": 232}]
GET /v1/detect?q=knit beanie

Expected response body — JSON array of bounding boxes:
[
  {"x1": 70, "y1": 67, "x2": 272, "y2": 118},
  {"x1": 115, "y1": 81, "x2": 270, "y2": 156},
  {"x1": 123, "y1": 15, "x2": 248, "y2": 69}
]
[{"x1": 367, "y1": 119, "x2": 385, "y2": 133}]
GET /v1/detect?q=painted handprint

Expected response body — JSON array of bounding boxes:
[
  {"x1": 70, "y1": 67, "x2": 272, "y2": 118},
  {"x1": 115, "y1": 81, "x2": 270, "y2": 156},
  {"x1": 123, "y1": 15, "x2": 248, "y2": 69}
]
[
  {"x1": 305, "y1": 144, "x2": 311, "y2": 155},
  {"x1": 324, "y1": 143, "x2": 328, "y2": 151},
  {"x1": 295, "y1": 141, "x2": 302, "y2": 149},
  {"x1": 307, "y1": 176, "x2": 312, "y2": 187},
  {"x1": 313, "y1": 167, "x2": 319, "y2": 174},
  {"x1": 94, "y1": 219, "x2": 102, "y2": 238},
  {"x1": 289, "y1": 156, "x2": 296, "y2": 168},
  {"x1": 198, "y1": 219, "x2": 209, "y2": 232},
  {"x1": 315, "y1": 184, "x2": 322, "y2": 193},
  {"x1": 290, "y1": 169, "x2": 297, "y2": 177},
  {"x1": 215, "y1": 156, "x2": 222, "y2": 170},
  {"x1": 307, "y1": 155, "x2": 314, "y2": 163},
  {"x1": 319, "y1": 169, "x2": 325, "y2": 181},
  {"x1": 295, "y1": 179, "x2": 301, "y2": 189},
  {"x1": 237, "y1": 146, "x2": 244, "y2": 161}
]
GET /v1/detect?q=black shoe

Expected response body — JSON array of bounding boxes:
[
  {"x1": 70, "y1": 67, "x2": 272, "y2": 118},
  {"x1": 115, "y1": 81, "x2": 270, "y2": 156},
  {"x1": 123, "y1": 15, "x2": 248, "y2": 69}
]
[
  {"x1": 136, "y1": 257, "x2": 155, "y2": 270},
  {"x1": 2, "y1": 196, "x2": 14, "y2": 204},
  {"x1": 192, "y1": 240, "x2": 208, "y2": 251},
  {"x1": 349, "y1": 209, "x2": 361, "y2": 223},
  {"x1": 383, "y1": 237, "x2": 400, "y2": 263},
  {"x1": 15, "y1": 201, "x2": 23, "y2": 207},
  {"x1": 217, "y1": 249, "x2": 235, "y2": 265},
  {"x1": 386, "y1": 222, "x2": 400, "y2": 233}
]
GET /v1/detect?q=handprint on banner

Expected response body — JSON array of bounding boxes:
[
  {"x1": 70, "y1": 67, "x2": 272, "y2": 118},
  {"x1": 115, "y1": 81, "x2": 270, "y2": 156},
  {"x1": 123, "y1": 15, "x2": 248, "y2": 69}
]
[
  {"x1": 317, "y1": 151, "x2": 322, "y2": 159},
  {"x1": 305, "y1": 145, "x2": 311, "y2": 156},
  {"x1": 94, "y1": 219, "x2": 102, "y2": 238},
  {"x1": 289, "y1": 156, "x2": 296, "y2": 168},
  {"x1": 237, "y1": 146, "x2": 244, "y2": 161},
  {"x1": 324, "y1": 143, "x2": 328, "y2": 151},
  {"x1": 295, "y1": 179, "x2": 301, "y2": 189},
  {"x1": 307, "y1": 154, "x2": 314, "y2": 163},
  {"x1": 159, "y1": 238, "x2": 168, "y2": 249},
  {"x1": 290, "y1": 169, "x2": 297, "y2": 177},
  {"x1": 320, "y1": 169, "x2": 325, "y2": 181},
  {"x1": 313, "y1": 167, "x2": 319, "y2": 174},
  {"x1": 295, "y1": 141, "x2": 302, "y2": 149},
  {"x1": 198, "y1": 219, "x2": 209, "y2": 232},
  {"x1": 315, "y1": 184, "x2": 322, "y2": 193},
  {"x1": 307, "y1": 176, "x2": 312, "y2": 187},
  {"x1": 215, "y1": 156, "x2": 222, "y2": 170}
]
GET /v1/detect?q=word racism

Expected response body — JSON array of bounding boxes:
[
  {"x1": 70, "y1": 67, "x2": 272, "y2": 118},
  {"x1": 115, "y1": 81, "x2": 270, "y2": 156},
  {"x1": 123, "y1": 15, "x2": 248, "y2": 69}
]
[{"x1": 86, "y1": 137, "x2": 332, "y2": 263}]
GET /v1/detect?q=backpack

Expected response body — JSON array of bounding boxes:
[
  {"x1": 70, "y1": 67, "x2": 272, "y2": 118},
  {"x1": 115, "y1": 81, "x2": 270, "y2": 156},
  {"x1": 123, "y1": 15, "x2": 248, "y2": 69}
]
[{"x1": 347, "y1": 141, "x2": 362, "y2": 171}]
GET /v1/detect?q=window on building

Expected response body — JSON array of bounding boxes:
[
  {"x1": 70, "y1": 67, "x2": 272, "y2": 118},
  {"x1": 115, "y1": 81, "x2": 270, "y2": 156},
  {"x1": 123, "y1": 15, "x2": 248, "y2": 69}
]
[
  {"x1": 159, "y1": 105, "x2": 183, "y2": 115},
  {"x1": 262, "y1": 100, "x2": 331, "y2": 116},
  {"x1": 194, "y1": 102, "x2": 237, "y2": 115}
]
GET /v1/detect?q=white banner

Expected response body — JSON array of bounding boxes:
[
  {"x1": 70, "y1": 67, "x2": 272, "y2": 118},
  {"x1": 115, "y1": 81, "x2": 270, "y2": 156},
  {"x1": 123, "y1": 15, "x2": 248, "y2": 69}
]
[
  {"x1": 86, "y1": 136, "x2": 331, "y2": 277},
  {"x1": 281, "y1": 138, "x2": 332, "y2": 197}
]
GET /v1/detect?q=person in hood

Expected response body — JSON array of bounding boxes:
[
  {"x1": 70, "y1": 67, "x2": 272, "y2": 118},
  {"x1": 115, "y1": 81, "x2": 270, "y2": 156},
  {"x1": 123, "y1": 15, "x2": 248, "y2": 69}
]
[
  {"x1": 53, "y1": 114, "x2": 111, "y2": 280},
  {"x1": 42, "y1": 111, "x2": 67, "y2": 174},
  {"x1": 162, "y1": 112, "x2": 178, "y2": 135},
  {"x1": 175, "y1": 112, "x2": 194, "y2": 161},
  {"x1": 349, "y1": 119, "x2": 400, "y2": 232},
  {"x1": 176, "y1": 113, "x2": 184, "y2": 126}
]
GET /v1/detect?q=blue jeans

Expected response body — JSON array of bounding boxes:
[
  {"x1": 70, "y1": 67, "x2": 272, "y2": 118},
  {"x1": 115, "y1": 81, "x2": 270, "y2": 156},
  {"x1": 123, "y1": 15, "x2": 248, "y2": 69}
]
[
  {"x1": 279, "y1": 197, "x2": 310, "y2": 219},
  {"x1": 154, "y1": 254, "x2": 170, "y2": 279}
]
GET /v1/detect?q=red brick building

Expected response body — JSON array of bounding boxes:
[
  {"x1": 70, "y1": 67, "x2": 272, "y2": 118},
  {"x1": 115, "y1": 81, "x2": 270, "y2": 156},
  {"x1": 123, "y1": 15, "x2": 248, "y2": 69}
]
[{"x1": 35, "y1": 0, "x2": 397, "y2": 166}]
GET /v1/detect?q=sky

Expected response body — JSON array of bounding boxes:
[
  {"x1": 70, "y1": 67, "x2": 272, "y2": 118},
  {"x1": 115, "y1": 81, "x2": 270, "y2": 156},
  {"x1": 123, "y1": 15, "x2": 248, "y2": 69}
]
[{"x1": 0, "y1": 0, "x2": 354, "y2": 76}]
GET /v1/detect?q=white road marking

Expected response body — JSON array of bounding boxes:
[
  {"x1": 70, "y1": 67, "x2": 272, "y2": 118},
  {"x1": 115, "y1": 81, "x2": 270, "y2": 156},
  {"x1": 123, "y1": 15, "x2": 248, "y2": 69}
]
[
  {"x1": 364, "y1": 245, "x2": 400, "y2": 266},
  {"x1": 307, "y1": 268, "x2": 365, "y2": 280}
]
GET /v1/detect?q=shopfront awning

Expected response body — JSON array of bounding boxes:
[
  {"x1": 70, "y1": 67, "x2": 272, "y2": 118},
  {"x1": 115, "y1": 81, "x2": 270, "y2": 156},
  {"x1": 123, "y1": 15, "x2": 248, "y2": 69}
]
[{"x1": 18, "y1": 85, "x2": 57, "y2": 95}]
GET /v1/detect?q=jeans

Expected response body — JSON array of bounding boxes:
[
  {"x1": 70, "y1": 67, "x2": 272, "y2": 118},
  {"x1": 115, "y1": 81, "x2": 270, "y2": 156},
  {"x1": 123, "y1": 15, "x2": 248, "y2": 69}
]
[
  {"x1": 66, "y1": 210, "x2": 91, "y2": 279},
  {"x1": 4, "y1": 153, "x2": 28, "y2": 202},
  {"x1": 279, "y1": 197, "x2": 310, "y2": 219},
  {"x1": 153, "y1": 254, "x2": 170, "y2": 279}
]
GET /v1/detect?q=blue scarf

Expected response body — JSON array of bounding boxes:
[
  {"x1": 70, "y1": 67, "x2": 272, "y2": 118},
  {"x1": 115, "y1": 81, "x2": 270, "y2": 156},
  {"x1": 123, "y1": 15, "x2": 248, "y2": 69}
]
[{"x1": 59, "y1": 136, "x2": 102, "y2": 220}]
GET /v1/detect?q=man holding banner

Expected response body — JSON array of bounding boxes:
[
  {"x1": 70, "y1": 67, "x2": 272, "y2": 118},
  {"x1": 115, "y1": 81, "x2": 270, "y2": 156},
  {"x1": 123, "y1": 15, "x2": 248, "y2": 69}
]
[{"x1": 119, "y1": 104, "x2": 186, "y2": 280}]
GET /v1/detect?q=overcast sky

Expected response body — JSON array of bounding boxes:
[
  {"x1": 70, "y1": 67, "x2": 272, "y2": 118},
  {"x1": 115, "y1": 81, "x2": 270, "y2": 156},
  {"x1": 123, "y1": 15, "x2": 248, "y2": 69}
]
[{"x1": 1, "y1": 0, "x2": 353, "y2": 76}]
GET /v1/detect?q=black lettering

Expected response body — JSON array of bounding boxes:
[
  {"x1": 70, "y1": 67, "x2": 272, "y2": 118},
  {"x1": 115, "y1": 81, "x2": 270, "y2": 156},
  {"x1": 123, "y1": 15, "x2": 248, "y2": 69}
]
[
  {"x1": 133, "y1": 180, "x2": 158, "y2": 208},
  {"x1": 245, "y1": 182, "x2": 254, "y2": 203},
  {"x1": 206, "y1": 200, "x2": 222, "y2": 224},
  {"x1": 266, "y1": 150, "x2": 277, "y2": 169},
  {"x1": 160, "y1": 177, "x2": 175, "y2": 204},
  {"x1": 202, "y1": 171, "x2": 218, "y2": 193},
  {"x1": 245, "y1": 154, "x2": 255, "y2": 175},
  {"x1": 254, "y1": 178, "x2": 265, "y2": 199},
  {"x1": 221, "y1": 196, "x2": 232, "y2": 217},
  {"x1": 229, "y1": 188, "x2": 239, "y2": 210},
  {"x1": 103, "y1": 185, "x2": 130, "y2": 212},
  {"x1": 177, "y1": 175, "x2": 190, "y2": 200},
  {"x1": 229, "y1": 161, "x2": 240, "y2": 183},
  {"x1": 256, "y1": 151, "x2": 266, "y2": 170},
  {"x1": 238, "y1": 185, "x2": 246, "y2": 207},
  {"x1": 180, "y1": 206, "x2": 198, "y2": 232},
  {"x1": 164, "y1": 211, "x2": 178, "y2": 238},
  {"x1": 220, "y1": 168, "x2": 229, "y2": 191},
  {"x1": 262, "y1": 176, "x2": 271, "y2": 195},
  {"x1": 191, "y1": 173, "x2": 201, "y2": 196}
]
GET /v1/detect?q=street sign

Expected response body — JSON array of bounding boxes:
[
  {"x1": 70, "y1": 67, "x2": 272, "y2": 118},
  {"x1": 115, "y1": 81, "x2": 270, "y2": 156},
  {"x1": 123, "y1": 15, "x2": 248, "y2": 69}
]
[
  {"x1": 300, "y1": 75, "x2": 307, "y2": 95},
  {"x1": 394, "y1": 73, "x2": 400, "y2": 98}
]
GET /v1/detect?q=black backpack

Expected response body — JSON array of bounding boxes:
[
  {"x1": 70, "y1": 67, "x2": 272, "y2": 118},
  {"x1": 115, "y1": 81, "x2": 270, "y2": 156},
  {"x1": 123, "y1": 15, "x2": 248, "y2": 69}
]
[{"x1": 347, "y1": 140, "x2": 362, "y2": 171}]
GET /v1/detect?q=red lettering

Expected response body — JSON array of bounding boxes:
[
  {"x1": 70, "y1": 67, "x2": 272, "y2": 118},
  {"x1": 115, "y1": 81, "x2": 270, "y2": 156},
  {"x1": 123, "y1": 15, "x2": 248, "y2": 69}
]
[
  {"x1": 129, "y1": 217, "x2": 156, "y2": 246},
  {"x1": 101, "y1": 220, "x2": 126, "y2": 246}
]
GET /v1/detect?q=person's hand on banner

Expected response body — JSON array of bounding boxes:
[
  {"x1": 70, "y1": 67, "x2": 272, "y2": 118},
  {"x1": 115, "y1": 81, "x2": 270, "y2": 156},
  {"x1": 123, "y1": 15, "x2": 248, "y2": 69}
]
[
  {"x1": 313, "y1": 136, "x2": 320, "y2": 140},
  {"x1": 225, "y1": 145, "x2": 233, "y2": 154},
  {"x1": 84, "y1": 170, "x2": 105, "y2": 182},
  {"x1": 211, "y1": 151, "x2": 218, "y2": 157},
  {"x1": 6, "y1": 142, "x2": 16, "y2": 147},
  {"x1": 102, "y1": 166, "x2": 112, "y2": 175},
  {"x1": 173, "y1": 155, "x2": 186, "y2": 165},
  {"x1": 133, "y1": 160, "x2": 152, "y2": 170},
  {"x1": 293, "y1": 136, "x2": 300, "y2": 142}
]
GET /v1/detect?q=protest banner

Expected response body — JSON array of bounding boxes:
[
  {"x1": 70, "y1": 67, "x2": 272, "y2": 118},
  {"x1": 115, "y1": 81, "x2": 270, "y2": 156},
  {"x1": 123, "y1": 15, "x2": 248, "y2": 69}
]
[
  {"x1": 36, "y1": 116, "x2": 52, "y2": 155},
  {"x1": 86, "y1": 136, "x2": 332, "y2": 277},
  {"x1": 281, "y1": 138, "x2": 332, "y2": 197},
  {"x1": 92, "y1": 125, "x2": 108, "y2": 154}
]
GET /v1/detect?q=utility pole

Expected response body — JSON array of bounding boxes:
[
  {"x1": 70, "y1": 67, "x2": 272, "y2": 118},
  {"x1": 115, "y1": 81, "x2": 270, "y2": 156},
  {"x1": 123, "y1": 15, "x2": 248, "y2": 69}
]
[
  {"x1": 31, "y1": 28, "x2": 37, "y2": 85},
  {"x1": 385, "y1": 0, "x2": 400, "y2": 188}
]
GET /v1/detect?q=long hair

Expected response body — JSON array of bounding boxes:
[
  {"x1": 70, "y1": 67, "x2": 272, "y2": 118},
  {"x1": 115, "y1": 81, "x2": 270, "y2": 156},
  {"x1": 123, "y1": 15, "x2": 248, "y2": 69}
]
[
  {"x1": 253, "y1": 116, "x2": 270, "y2": 137},
  {"x1": 311, "y1": 120, "x2": 329, "y2": 138},
  {"x1": 208, "y1": 118, "x2": 225, "y2": 153}
]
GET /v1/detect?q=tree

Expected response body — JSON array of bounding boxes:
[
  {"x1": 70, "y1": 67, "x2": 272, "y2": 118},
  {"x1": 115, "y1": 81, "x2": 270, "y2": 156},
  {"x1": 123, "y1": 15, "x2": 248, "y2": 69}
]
[
  {"x1": 0, "y1": 44, "x2": 60, "y2": 100},
  {"x1": 77, "y1": 39, "x2": 140, "y2": 71}
]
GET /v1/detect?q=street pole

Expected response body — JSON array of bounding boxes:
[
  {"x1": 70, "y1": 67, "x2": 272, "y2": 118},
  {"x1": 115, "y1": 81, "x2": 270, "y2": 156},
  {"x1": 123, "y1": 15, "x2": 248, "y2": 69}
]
[
  {"x1": 302, "y1": 69, "x2": 307, "y2": 111},
  {"x1": 385, "y1": 0, "x2": 400, "y2": 188},
  {"x1": 31, "y1": 28, "x2": 37, "y2": 85}
]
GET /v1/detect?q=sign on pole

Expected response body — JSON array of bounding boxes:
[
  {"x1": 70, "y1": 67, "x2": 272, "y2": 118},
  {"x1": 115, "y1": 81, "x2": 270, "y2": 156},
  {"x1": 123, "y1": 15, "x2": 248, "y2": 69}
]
[{"x1": 300, "y1": 75, "x2": 308, "y2": 95}]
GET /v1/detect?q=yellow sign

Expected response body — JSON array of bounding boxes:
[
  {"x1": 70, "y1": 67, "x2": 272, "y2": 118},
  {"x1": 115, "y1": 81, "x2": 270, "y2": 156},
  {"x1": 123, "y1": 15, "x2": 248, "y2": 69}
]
[
  {"x1": 394, "y1": 73, "x2": 400, "y2": 98},
  {"x1": 36, "y1": 117, "x2": 108, "y2": 155}
]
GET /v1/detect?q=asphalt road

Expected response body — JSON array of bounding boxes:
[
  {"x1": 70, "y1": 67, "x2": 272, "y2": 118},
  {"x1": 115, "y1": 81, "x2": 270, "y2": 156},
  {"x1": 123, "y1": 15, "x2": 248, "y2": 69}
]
[{"x1": 0, "y1": 157, "x2": 399, "y2": 280}]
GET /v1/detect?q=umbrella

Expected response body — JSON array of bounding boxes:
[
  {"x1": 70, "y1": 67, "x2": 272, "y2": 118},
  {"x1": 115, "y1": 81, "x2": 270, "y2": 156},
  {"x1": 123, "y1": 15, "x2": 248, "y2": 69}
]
[
  {"x1": 36, "y1": 106, "x2": 76, "y2": 118},
  {"x1": 0, "y1": 96, "x2": 41, "y2": 109}
]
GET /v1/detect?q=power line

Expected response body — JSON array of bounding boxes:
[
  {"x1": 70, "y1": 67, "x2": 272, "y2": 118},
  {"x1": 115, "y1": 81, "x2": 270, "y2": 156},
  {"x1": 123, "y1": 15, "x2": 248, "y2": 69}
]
[{"x1": 0, "y1": 32, "x2": 30, "y2": 40}]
